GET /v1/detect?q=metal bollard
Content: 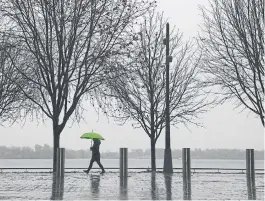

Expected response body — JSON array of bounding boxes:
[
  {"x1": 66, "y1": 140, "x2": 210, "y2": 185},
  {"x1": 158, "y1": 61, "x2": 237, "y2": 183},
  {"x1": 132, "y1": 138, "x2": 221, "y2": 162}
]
[
  {"x1": 246, "y1": 149, "x2": 256, "y2": 200},
  {"x1": 120, "y1": 148, "x2": 128, "y2": 187},
  {"x1": 56, "y1": 148, "x2": 65, "y2": 198},
  {"x1": 182, "y1": 148, "x2": 191, "y2": 200}
]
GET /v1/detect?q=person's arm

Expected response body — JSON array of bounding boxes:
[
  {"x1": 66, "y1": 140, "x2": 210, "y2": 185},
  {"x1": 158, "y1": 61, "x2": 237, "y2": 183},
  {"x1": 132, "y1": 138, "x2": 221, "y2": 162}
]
[{"x1": 90, "y1": 143, "x2": 96, "y2": 151}]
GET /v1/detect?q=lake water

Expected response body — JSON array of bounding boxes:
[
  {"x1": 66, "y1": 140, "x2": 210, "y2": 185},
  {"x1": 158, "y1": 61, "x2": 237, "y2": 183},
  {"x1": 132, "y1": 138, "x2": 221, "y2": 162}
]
[{"x1": 0, "y1": 159, "x2": 264, "y2": 169}]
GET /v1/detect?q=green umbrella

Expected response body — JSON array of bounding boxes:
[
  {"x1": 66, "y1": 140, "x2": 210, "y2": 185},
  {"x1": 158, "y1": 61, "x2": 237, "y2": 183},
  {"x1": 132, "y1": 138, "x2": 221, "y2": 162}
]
[{"x1": 80, "y1": 131, "x2": 105, "y2": 140}]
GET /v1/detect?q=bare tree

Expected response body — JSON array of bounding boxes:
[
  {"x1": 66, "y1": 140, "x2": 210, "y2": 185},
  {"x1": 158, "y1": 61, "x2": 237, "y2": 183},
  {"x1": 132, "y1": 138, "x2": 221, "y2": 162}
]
[
  {"x1": 199, "y1": 0, "x2": 264, "y2": 125},
  {"x1": 97, "y1": 11, "x2": 209, "y2": 171},
  {"x1": 0, "y1": 35, "x2": 28, "y2": 124},
  {"x1": 0, "y1": 0, "x2": 154, "y2": 173}
]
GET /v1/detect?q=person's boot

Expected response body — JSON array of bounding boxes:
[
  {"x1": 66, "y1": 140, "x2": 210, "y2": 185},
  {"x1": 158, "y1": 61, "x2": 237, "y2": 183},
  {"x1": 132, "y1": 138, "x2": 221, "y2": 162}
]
[
  {"x1": 100, "y1": 169, "x2": 105, "y2": 174},
  {"x1": 83, "y1": 169, "x2": 89, "y2": 174}
]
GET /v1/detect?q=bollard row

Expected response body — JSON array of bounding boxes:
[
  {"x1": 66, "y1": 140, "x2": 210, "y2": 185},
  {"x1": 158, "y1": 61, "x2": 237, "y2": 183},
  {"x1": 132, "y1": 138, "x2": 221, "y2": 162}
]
[{"x1": 50, "y1": 147, "x2": 256, "y2": 201}]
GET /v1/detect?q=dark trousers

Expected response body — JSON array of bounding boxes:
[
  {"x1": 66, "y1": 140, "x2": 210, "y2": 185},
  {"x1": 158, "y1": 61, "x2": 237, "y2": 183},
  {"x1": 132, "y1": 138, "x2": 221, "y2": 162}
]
[{"x1": 87, "y1": 153, "x2": 105, "y2": 172}]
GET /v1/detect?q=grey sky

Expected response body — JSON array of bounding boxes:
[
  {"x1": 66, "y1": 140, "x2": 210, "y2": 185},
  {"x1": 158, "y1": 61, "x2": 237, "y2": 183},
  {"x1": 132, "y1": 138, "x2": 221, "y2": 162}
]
[{"x1": 0, "y1": 0, "x2": 264, "y2": 152}]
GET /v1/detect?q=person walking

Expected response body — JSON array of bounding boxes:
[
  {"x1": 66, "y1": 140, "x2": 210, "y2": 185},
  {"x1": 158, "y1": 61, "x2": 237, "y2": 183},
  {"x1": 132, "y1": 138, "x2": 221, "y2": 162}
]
[{"x1": 84, "y1": 138, "x2": 105, "y2": 174}]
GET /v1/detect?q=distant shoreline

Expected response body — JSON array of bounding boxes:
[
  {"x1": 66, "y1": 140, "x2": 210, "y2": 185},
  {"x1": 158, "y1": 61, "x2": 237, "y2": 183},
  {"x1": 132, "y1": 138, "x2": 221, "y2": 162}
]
[{"x1": 0, "y1": 145, "x2": 264, "y2": 160}]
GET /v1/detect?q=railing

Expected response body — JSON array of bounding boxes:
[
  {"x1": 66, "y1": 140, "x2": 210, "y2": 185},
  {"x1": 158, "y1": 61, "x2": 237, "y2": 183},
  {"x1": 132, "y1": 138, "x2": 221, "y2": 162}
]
[{"x1": 0, "y1": 167, "x2": 264, "y2": 173}]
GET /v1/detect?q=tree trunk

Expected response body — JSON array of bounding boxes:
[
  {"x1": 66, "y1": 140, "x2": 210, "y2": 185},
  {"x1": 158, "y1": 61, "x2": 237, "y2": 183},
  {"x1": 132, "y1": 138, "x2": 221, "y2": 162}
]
[
  {"x1": 53, "y1": 128, "x2": 60, "y2": 173},
  {"x1": 150, "y1": 136, "x2": 156, "y2": 172},
  {"x1": 51, "y1": 126, "x2": 60, "y2": 200}
]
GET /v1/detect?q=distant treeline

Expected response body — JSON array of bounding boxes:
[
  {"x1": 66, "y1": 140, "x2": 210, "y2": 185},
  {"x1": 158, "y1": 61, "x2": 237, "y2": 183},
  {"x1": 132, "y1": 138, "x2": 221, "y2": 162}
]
[{"x1": 0, "y1": 144, "x2": 264, "y2": 159}]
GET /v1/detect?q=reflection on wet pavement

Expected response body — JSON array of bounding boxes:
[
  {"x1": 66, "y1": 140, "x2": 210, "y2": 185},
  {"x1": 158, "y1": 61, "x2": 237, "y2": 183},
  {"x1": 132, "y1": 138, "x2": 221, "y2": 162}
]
[
  {"x1": 51, "y1": 172, "x2": 64, "y2": 200},
  {"x1": 0, "y1": 172, "x2": 264, "y2": 200},
  {"x1": 164, "y1": 173, "x2": 172, "y2": 200},
  {"x1": 151, "y1": 172, "x2": 159, "y2": 200},
  {"x1": 119, "y1": 177, "x2": 128, "y2": 200},
  {"x1": 90, "y1": 174, "x2": 100, "y2": 199}
]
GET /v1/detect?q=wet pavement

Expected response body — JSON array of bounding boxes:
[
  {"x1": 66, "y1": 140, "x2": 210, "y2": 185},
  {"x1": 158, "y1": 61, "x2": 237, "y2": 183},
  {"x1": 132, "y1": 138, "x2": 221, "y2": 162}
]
[{"x1": 0, "y1": 171, "x2": 264, "y2": 200}]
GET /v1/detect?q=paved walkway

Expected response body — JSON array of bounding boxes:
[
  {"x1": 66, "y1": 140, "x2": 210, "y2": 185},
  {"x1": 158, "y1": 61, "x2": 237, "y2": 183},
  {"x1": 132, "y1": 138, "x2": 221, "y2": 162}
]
[{"x1": 0, "y1": 172, "x2": 264, "y2": 200}]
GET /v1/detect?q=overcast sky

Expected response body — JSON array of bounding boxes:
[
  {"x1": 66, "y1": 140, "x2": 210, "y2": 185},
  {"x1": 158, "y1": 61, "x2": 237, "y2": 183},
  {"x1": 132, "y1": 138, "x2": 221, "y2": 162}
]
[{"x1": 0, "y1": 0, "x2": 264, "y2": 152}]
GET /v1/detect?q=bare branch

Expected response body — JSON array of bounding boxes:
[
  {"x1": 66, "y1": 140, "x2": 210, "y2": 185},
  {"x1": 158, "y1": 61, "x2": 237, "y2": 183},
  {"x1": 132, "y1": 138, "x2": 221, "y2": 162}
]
[
  {"x1": 96, "y1": 10, "x2": 210, "y2": 143},
  {"x1": 199, "y1": 0, "x2": 264, "y2": 126},
  {"x1": 0, "y1": 34, "x2": 30, "y2": 125},
  {"x1": 0, "y1": 0, "x2": 155, "y2": 171}
]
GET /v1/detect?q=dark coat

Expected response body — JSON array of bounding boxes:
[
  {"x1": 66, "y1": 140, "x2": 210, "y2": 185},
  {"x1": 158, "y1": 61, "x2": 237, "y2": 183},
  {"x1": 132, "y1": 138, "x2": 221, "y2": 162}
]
[{"x1": 91, "y1": 139, "x2": 101, "y2": 155}]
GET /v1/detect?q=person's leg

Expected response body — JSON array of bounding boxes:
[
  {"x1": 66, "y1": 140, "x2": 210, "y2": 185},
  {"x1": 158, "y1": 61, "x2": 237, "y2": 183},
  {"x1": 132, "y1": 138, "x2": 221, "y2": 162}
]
[
  {"x1": 84, "y1": 158, "x2": 95, "y2": 173},
  {"x1": 87, "y1": 158, "x2": 95, "y2": 171},
  {"x1": 96, "y1": 155, "x2": 105, "y2": 173},
  {"x1": 96, "y1": 160, "x2": 105, "y2": 172}
]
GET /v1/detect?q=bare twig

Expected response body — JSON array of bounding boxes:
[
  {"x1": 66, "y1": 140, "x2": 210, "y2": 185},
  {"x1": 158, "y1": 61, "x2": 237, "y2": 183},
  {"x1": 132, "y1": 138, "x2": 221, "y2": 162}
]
[
  {"x1": 95, "y1": 10, "x2": 210, "y2": 171},
  {"x1": 199, "y1": 0, "x2": 264, "y2": 126}
]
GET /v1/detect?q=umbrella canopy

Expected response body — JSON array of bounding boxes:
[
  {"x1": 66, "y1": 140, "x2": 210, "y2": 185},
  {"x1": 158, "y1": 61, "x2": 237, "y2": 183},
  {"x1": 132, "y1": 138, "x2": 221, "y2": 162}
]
[{"x1": 80, "y1": 132, "x2": 105, "y2": 140}]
